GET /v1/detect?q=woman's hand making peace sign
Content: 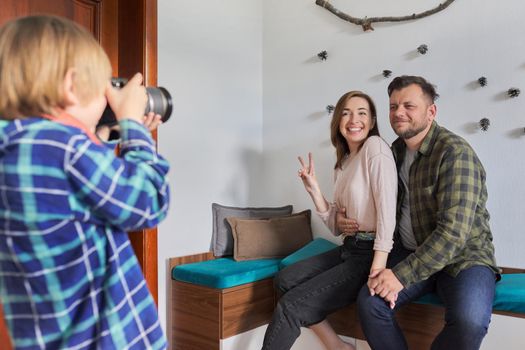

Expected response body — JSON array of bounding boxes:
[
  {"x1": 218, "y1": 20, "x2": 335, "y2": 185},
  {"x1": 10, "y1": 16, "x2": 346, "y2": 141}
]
[
  {"x1": 297, "y1": 152, "x2": 322, "y2": 195},
  {"x1": 297, "y1": 152, "x2": 330, "y2": 213}
]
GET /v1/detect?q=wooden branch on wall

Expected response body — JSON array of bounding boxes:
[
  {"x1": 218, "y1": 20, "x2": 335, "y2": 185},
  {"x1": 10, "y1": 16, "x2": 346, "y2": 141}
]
[{"x1": 315, "y1": 0, "x2": 457, "y2": 31}]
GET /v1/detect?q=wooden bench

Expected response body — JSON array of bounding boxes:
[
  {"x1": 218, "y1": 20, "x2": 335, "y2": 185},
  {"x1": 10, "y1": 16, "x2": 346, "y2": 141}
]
[{"x1": 168, "y1": 253, "x2": 525, "y2": 350}]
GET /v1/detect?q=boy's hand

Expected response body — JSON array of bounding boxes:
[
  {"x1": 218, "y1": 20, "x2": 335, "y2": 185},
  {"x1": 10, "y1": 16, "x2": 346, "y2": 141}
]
[
  {"x1": 143, "y1": 112, "x2": 162, "y2": 131},
  {"x1": 106, "y1": 73, "x2": 147, "y2": 124},
  {"x1": 96, "y1": 109, "x2": 161, "y2": 143},
  {"x1": 96, "y1": 125, "x2": 114, "y2": 142}
]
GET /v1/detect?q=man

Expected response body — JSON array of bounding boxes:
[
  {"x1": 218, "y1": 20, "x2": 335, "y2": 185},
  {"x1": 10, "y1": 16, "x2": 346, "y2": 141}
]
[{"x1": 353, "y1": 75, "x2": 499, "y2": 350}]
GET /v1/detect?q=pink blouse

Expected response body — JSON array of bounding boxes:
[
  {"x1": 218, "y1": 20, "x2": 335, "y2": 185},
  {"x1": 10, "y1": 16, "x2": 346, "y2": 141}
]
[{"x1": 318, "y1": 136, "x2": 397, "y2": 252}]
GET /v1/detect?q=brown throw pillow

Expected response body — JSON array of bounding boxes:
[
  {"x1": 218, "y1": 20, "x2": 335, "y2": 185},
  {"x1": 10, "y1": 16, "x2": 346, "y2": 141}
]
[
  {"x1": 227, "y1": 210, "x2": 313, "y2": 261},
  {"x1": 211, "y1": 203, "x2": 293, "y2": 257}
]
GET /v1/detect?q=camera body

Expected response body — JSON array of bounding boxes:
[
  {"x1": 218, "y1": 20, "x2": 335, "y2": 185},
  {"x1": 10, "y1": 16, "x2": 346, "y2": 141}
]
[{"x1": 97, "y1": 77, "x2": 173, "y2": 128}]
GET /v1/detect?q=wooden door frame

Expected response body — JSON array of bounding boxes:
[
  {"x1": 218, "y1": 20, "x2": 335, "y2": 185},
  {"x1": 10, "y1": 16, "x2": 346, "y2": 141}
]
[{"x1": 117, "y1": 0, "x2": 160, "y2": 305}]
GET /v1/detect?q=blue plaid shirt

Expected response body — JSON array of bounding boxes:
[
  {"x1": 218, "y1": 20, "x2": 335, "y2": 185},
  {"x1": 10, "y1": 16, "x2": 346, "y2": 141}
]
[{"x1": 0, "y1": 117, "x2": 170, "y2": 349}]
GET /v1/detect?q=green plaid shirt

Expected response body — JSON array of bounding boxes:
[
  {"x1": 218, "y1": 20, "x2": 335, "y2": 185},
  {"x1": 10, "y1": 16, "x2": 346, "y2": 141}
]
[{"x1": 391, "y1": 121, "x2": 499, "y2": 287}]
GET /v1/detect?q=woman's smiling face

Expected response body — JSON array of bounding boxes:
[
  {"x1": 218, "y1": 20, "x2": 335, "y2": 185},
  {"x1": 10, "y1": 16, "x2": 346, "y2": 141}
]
[{"x1": 339, "y1": 96, "x2": 374, "y2": 152}]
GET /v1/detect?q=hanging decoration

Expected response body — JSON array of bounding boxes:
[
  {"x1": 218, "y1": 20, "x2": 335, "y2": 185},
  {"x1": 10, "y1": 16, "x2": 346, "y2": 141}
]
[
  {"x1": 479, "y1": 118, "x2": 490, "y2": 131},
  {"x1": 507, "y1": 88, "x2": 520, "y2": 98},
  {"x1": 478, "y1": 77, "x2": 487, "y2": 87},
  {"x1": 417, "y1": 44, "x2": 429, "y2": 55},
  {"x1": 326, "y1": 104, "x2": 335, "y2": 114},
  {"x1": 382, "y1": 70, "x2": 392, "y2": 78},
  {"x1": 314, "y1": 0, "x2": 457, "y2": 31},
  {"x1": 317, "y1": 50, "x2": 328, "y2": 61}
]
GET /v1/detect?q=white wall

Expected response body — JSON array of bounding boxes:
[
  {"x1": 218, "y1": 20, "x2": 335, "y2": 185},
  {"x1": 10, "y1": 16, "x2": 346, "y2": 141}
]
[
  {"x1": 262, "y1": 0, "x2": 525, "y2": 262},
  {"x1": 157, "y1": 0, "x2": 525, "y2": 347},
  {"x1": 157, "y1": 0, "x2": 263, "y2": 332}
]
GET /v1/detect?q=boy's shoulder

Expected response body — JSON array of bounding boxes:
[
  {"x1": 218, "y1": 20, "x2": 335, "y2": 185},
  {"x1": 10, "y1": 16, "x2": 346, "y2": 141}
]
[{"x1": 1, "y1": 117, "x2": 92, "y2": 149}]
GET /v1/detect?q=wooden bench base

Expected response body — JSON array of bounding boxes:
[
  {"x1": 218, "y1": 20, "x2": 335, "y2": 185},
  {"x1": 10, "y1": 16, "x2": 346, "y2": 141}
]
[
  {"x1": 171, "y1": 279, "x2": 275, "y2": 350},
  {"x1": 169, "y1": 254, "x2": 524, "y2": 350},
  {"x1": 169, "y1": 253, "x2": 277, "y2": 350}
]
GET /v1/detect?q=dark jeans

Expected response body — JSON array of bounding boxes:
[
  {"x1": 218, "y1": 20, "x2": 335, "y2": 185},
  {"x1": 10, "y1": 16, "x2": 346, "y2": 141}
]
[
  {"x1": 357, "y1": 244, "x2": 496, "y2": 350},
  {"x1": 261, "y1": 236, "x2": 374, "y2": 350}
]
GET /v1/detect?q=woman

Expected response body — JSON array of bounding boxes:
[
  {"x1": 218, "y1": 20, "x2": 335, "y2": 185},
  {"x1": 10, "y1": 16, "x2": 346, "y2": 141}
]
[{"x1": 261, "y1": 91, "x2": 397, "y2": 350}]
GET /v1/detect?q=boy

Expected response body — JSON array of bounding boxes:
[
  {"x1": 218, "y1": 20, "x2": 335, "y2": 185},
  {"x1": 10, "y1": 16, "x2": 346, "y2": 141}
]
[{"x1": 0, "y1": 15, "x2": 170, "y2": 349}]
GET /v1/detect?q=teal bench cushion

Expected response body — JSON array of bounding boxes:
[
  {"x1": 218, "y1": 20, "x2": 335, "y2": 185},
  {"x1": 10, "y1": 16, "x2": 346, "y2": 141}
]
[
  {"x1": 493, "y1": 273, "x2": 525, "y2": 313},
  {"x1": 172, "y1": 257, "x2": 281, "y2": 289},
  {"x1": 279, "y1": 237, "x2": 339, "y2": 269}
]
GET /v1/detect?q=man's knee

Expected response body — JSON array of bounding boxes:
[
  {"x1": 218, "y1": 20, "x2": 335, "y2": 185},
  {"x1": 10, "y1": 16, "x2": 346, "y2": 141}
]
[
  {"x1": 357, "y1": 285, "x2": 392, "y2": 320},
  {"x1": 448, "y1": 310, "x2": 490, "y2": 337}
]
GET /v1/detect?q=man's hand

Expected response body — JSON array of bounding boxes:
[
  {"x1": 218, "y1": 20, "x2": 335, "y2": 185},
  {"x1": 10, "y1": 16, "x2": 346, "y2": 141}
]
[
  {"x1": 336, "y1": 207, "x2": 359, "y2": 236},
  {"x1": 368, "y1": 268, "x2": 403, "y2": 309}
]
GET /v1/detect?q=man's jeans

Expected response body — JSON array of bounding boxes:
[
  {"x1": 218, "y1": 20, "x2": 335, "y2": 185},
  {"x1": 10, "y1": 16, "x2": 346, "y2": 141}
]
[
  {"x1": 357, "y1": 244, "x2": 496, "y2": 350},
  {"x1": 261, "y1": 236, "x2": 374, "y2": 350}
]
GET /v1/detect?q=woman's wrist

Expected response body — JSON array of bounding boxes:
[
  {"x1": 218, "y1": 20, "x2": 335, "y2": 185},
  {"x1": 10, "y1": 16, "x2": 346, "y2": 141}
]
[
  {"x1": 370, "y1": 251, "x2": 388, "y2": 272},
  {"x1": 310, "y1": 192, "x2": 328, "y2": 212}
]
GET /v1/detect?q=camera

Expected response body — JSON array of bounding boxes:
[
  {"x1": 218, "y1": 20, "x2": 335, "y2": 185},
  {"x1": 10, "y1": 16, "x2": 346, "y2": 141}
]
[{"x1": 97, "y1": 77, "x2": 173, "y2": 128}]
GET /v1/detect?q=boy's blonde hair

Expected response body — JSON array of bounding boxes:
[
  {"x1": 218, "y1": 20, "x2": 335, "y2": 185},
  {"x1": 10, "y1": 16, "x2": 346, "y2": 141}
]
[{"x1": 0, "y1": 15, "x2": 112, "y2": 119}]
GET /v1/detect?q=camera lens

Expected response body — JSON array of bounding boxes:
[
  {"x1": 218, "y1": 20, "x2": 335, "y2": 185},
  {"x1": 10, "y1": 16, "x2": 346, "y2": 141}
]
[{"x1": 145, "y1": 87, "x2": 173, "y2": 123}]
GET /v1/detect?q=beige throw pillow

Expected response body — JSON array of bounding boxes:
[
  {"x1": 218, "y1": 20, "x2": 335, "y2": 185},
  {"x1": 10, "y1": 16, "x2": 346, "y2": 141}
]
[
  {"x1": 211, "y1": 203, "x2": 293, "y2": 257},
  {"x1": 227, "y1": 210, "x2": 313, "y2": 261}
]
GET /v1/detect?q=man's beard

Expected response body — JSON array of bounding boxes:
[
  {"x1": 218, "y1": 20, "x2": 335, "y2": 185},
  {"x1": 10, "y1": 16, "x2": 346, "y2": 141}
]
[{"x1": 394, "y1": 121, "x2": 428, "y2": 140}]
